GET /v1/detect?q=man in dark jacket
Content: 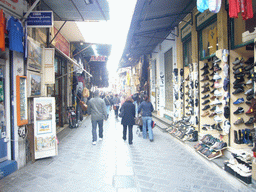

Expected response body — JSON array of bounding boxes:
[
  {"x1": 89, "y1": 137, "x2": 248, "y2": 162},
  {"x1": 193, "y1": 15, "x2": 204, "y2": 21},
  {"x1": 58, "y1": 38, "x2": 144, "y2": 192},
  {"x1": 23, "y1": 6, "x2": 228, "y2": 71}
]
[
  {"x1": 87, "y1": 90, "x2": 107, "y2": 145},
  {"x1": 120, "y1": 96, "x2": 135, "y2": 145}
]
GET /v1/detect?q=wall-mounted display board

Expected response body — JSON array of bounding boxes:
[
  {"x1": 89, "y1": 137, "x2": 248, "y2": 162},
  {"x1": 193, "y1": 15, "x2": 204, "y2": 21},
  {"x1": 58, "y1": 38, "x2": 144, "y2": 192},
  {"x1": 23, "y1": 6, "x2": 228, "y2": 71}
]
[{"x1": 16, "y1": 76, "x2": 28, "y2": 126}]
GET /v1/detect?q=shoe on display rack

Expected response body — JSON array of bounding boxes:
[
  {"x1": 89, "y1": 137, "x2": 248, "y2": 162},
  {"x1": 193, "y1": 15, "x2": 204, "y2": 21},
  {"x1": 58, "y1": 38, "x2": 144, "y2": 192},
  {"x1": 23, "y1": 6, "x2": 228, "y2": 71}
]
[
  {"x1": 201, "y1": 87, "x2": 210, "y2": 93},
  {"x1": 232, "y1": 57, "x2": 244, "y2": 65},
  {"x1": 244, "y1": 57, "x2": 254, "y2": 65},
  {"x1": 245, "y1": 106, "x2": 254, "y2": 114},
  {"x1": 201, "y1": 111, "x2": 210, "y2": 117},
  {"x1": 202, "y1": 99, "x2": 210, "y2": 105},
  {"x1": 245, "y1": 117, "x2": 254, "y2": 125},
  {"x1": 210, "y1": 88, "x2": 217, "y2": 94},
  {"x1": 210, "y1": 106, "x2": 217, "y2": 111},
  {"x1": 233, "y1": 118, "x2": 244, "y2": 125},
  {"x1": 246, "y1": 79, "x2": 253, "y2": 85},
  {"x1": 214, "y1": 115, "x2": 223, "y2": 123},
  {"x1": 209, "y1": 112, "x2": 217, "y2": 117},
  {"x1": 245, "y1": 88, "x2": 254, "y2": 96},
  {"x1": 223, "y1": 120, "x2": 231, "y2": 134},
  {"x1": 210, "y1": 98, "x2": 222, "y2": 105},
  {"x1": 233, "y1": 77, "x2": 245, "y2": 85},
  {"x1": 214, "y1": 82, "x2": 222, "y2": 89},
  {"x1": 232, "y1": 63, "x2": 244, "y2": 71},
  {"x1": 202, "y1": 94, "x2": 210, "y2": 99},
  {"x1": 201, "y1": 63, "x2": 209, "y2": 70},
  {"x1": 201, "y1": 75, "x2": 209, "y2": 82},
  {"x1": 201, "y1": 69, "x2": 210, "y2": 76},
  {"x1": 233, "y1": 83, "x2": 246, "y2": 89},
  {"x1": 234, "y1": 107, "x2": 244, "y2": 114},
  {"x1": 202, "y1": 105, "x2": 210, "y2": 111},
  {"x1": 213, "y1": 73, "x2": 222, "y2": 80},
  {"x1": 209, "y1": 71, "x2": 215, "y2": 76},
  {"x1": 234, "y1": 73, "x2": 245, "y2": 79},
  {"x1": 246, "y1": 95, "x2": 254, "y2": 101},
  {"x1": 215, "y1": 106, "x2": 223, "y2": 114},
  {"x1": 232, "y1": 88, "x2": 244, "y2": 95},
  {"x1": 213, "y1": 56, "x2": 221, "y2": 63},
  {"x1": 233, "y1": 98, "x2": 244, "y2": 105},
  {"x1": 210, "y1": 95, "x2": 216, "y2": 100},
  {"x1": 214, "y1": 90, "x2": 222, "y2": 97},
  {"x1": 202, "y1": 82, "x2": 210, "y2": 88}
]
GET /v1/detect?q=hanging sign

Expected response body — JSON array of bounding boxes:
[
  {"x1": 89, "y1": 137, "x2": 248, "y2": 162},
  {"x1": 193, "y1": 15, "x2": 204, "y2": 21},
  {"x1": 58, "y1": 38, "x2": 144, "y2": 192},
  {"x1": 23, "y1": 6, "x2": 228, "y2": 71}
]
[
  {"x1": 90, "y1": 56, "x2": 107, "y2": 62},
  {"x1": 0, "y1": 0, "x2": 26, "y2": 17},
  {"x1": 26, "y1": 11, "x2": 53, "y2": 28}
]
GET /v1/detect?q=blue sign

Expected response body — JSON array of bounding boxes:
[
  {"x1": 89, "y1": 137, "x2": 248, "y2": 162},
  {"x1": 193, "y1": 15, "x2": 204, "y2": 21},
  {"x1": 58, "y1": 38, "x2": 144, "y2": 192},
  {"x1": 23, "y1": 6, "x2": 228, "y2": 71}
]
[{"x1": 26, "y1": 11, "x2": 53, "y2": 28}]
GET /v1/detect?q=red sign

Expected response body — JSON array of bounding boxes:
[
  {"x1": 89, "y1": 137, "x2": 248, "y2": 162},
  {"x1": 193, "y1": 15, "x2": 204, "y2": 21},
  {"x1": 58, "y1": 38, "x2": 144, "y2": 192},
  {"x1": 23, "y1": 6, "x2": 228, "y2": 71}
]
[
  {"x1": 90, "y1": 56, "x2": 107, "y2": 62},
  {"x1": 52, "y1": 27, "x2": 70, "y2": 57}
]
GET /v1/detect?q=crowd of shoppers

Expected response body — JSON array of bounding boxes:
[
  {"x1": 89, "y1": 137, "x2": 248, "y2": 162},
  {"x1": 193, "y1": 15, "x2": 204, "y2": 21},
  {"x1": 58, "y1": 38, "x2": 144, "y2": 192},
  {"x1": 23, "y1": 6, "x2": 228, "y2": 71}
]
[{"x1": 86, "y1": 90, "x2": 154, "y2": 145}]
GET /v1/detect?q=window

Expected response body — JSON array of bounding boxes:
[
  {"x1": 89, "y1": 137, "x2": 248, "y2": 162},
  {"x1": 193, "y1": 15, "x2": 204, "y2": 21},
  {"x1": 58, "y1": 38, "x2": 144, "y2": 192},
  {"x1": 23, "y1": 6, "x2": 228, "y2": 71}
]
[{"x1": 183, "y1": 38, "x2": 192, "y2": 67}]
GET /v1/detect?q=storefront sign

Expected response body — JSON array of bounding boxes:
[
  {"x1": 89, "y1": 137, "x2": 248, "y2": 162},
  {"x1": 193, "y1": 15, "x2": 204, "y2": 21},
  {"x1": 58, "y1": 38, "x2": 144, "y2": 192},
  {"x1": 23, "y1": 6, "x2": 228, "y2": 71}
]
[
  {"x1": 26, "y1": 11, "x2": 53, "y2": 28},
  {"x1": 181, "y1": 22, "x2": 191, "y2": 41},
  {"x1": 52, "y1": 27, "x2": 70, "y2": 57},
  {"x1": 196, "y1": 10, "x2": 216, "y2": 30},
  {"x1": 90, "y1": 56, "x2": 107, "y2": 62},
  {"x1": 0, "y1": 0, "x2": 26, "y2": 17}
]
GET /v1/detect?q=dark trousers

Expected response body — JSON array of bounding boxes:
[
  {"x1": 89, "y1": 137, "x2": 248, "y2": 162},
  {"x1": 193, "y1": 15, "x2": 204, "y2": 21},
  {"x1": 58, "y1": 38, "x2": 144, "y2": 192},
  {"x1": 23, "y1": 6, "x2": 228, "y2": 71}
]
[
  {"x1": 123, "y1": 125, "x2": 133, "y2": 144},
  {"x1": 92, "y1": 120, "x2": 103, "y2": 142},
  {"x1": 114, "y1": 106, "x2": 119, "y2": 117}
]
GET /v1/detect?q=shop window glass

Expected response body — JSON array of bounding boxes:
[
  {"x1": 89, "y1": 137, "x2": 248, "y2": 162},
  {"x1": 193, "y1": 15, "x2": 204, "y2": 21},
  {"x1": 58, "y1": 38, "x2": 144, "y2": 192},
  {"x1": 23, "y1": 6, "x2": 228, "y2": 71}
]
[
  {"x1": 201, "y1": 21, "x2": 218, "y2": 58},
  {"x1": 183, "y1": 38, "x2": 192, "y2": 67}
]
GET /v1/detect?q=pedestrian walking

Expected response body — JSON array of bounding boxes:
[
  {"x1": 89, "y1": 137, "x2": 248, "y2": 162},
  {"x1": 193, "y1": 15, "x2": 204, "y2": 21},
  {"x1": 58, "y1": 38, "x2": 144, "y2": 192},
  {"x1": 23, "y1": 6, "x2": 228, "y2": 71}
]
[
  {"x1": 87, "y1": 90, "x2": 107, "y2": 145},
  {"x1": 120, "y1": 96, "x2": 136, "y2": 145},
  {"x1": 104, "y1": 94, "x2": 112, "y2": 119},
  {"x1": 112, "y1": 94, "x2": 121, "y2": 118},
  {"x1": 138, "y1": 95, "x2": 154, "y2": 142}
]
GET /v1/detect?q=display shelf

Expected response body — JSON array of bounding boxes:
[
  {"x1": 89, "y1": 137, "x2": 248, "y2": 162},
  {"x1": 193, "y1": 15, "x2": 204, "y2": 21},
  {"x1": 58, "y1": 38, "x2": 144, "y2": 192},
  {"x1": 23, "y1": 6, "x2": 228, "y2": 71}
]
[{"x1": 197, "y1": 149, "x2": 223, "y2": 161}]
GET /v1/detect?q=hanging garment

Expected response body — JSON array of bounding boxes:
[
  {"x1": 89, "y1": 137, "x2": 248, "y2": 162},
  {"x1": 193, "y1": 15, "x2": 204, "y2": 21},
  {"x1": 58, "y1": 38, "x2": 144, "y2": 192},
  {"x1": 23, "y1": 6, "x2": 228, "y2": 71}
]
[
  {"x1": 209, "y1": 0, "x2": 222, "y2": 13},
  {"x1": 242, "y1": 0, "x2": 254, "y2": 20},
  {"x1": 0, "y1": 10, "x2": 5, "y2": 52},
  {"x1": 7, "y1": 16, "x2": 23, "y2": 53},
  {"x1": 197, "y1": 0, "x2": 209, "y2": 13},
  {"x1": 229, "y1": 0, "x2": 239, "y2": 18}
]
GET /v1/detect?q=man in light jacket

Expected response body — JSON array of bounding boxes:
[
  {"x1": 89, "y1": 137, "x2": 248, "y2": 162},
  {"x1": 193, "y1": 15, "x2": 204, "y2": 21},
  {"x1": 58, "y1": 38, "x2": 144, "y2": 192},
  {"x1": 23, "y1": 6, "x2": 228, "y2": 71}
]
[{"x1": 87, "y1": 90, "x2": 107, "y2": 145}]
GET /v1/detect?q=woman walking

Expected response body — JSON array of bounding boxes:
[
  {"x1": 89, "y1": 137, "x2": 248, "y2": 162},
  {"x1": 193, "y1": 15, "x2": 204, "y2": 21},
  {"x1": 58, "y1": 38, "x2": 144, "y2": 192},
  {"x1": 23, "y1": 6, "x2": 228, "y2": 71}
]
[
  {"x1": 120, "y1": 96, "x2": 136, "y2": 145},
  {"x1": 138, "y1": 95, "x2": 154, "y2": 142}
]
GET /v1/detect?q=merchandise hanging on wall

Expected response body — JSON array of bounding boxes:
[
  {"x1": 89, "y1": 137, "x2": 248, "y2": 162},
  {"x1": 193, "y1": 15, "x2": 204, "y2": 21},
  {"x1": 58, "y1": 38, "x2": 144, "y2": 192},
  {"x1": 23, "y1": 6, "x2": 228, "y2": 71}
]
[
  {"x1": 27, "y1": 71, "x2": 41, "y2": 97},
  {"x1": 27, "y1": 36, "x2": 42, "y2": 72},
  {"x1": 34, "y1": 97, "x2": 57, "y2": 160}
]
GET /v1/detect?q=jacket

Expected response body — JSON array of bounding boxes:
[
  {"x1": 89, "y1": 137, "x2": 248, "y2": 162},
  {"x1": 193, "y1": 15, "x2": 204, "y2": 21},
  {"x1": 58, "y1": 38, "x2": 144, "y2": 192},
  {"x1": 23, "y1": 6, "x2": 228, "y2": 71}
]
[
  {"x1": 120, "y1": 101, "x2": 135, "y2": 125},
  {"x1": 88, "y1": 96, "x2": 107, "y2": 121},
  {"x1": 138, "y1": 101, "x2": 154, "y2": 117},
  {"x1": 112, "y1": 96, "x2": 120, "y2": 106}
]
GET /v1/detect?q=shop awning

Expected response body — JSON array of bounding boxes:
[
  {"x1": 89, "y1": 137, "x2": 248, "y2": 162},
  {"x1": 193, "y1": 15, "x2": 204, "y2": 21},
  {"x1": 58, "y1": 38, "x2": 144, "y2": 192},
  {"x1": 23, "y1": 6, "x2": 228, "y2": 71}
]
[
  {"x1": 119, "y1": 0, "x2": 196, "y2": 68},
  {"x1": 39, "y1": 0, "x2": 109, "y2": 21}
]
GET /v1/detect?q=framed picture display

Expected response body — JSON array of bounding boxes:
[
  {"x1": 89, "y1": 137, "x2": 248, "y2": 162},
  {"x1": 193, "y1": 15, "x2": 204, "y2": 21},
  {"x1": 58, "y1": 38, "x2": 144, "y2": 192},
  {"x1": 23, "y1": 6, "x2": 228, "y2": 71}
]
[
  {"x1": 27, "y1": 71, "x2": 41, "y2": 97},
  {"x1": 34, "y1": 97, "x2": 57, "y2": 159},
  {"x1": 16, "y1": 76, "x2": 28, "y2": 126},
  {"x1": 27, "y1": 37, "x2": 42, "y2": 72}
]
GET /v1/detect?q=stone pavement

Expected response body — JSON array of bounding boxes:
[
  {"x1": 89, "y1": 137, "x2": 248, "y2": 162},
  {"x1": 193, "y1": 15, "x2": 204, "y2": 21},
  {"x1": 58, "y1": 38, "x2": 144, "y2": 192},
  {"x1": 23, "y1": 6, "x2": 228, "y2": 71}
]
[{"x1": 0, "y1": 112, "x2": 256, "y2": 192}]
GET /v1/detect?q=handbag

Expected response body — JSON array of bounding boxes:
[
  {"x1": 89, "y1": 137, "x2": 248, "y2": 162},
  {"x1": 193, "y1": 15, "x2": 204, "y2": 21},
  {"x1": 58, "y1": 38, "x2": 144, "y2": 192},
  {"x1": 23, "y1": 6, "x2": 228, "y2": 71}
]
[
  {"x1": 119, "y1": 107, "x2": 124, "y2": 117},
  {"x1": 79, "y1": 101, "x2": 87, "y2": 111},
  {"x1": 135, "y1": 116, "x2": 143, "y2": 126}
]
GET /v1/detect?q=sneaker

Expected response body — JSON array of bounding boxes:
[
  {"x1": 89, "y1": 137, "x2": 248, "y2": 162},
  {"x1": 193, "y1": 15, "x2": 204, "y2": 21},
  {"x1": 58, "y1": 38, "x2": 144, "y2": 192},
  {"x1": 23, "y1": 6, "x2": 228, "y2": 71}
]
[
  {"x1": 99, "y1": 138, "x2": 103, "y2": 141},
  {"x1": 214, "y1": 90, "x2": 222, "y2": 97},
  {"x1": 233, "y1": 83, "x2": 245, "y2": 89},
  {"x1": 245, "y1": 88, "x2": 254, "y2": 95},
  {"x1": 232, "y1": 63, "x2": 244, "y2": 71},
  {"x1": 244, "y1": 57, "x2": 254, "y2": 65},
  {"x1": 245, "y1": 117, "x2": 254, "y2": 125},
  {"x1": 213, "y1": 56, "x2": 221, "y2": 63},
  {"x1": 210, "y1": 88, "x2": 217, "y2": 94},
  {"x1": 232, "y1": 88, "x2": 244, "y2": 95},
  {"x1": 201, "y1": 75, "x2": 209, "y2": 82},
  {"x1": 202, "y1": 82, "x2": 210, "y2": 88},
  {"x1": 209, "y1": 71, "x2": 215, "y2": 76},
  {"x1": 201, "y1": 87, "x2": 210, "y2": 93},
  {"x1": 232, "y1": 57, "x2": 244, "y2": 65},
  {"x1": 233, "y1": 77, "x2": 245, "y2": 85},
  {"x1": 233, "y1": 118, "x2": 244, "y2": 125},
  {"x1": 210, "y1": 95, "x2": 216, "y2": 100},
  {"x1": 202, "y1": 105, "x2": 210, "y2": 111},
  {"x1": 201, "y1": 63, "x2": 209, "y2": 70},
  {"x1": 214, "y1": 82, "x2": 222, "y2": 89},
  {"x1": 210, "y1": 98, "x2": 222, "y2": 105},
  {"x1": 233, "y1": 107, "x2": 244, "y2": 114},
  {"x1": 201, "y1": 69, "x2": 210, "y2": 76},
  {"x1": 223, "y1": 120, "x2": 231, "y2": 134},
  {"x1": 213, "y1": 73, "x2": 221, "y2": 80},
  {"x1": 247, "y1": 95, "x2": 254, "y2": 101},
  {"x1": 245, "y1": 106, "x2": 254, "y2": 114},
  {"x1": 216, "y1": 123, "x2": 223, "y2": 131},
  {"x1": 214, "y1": 116, "x2": 223, "y2": 123},
  {"x1": 202, "y1": 99, "x2": 210, "y2": 105},
  {"x1": 210, "y1": 106, "x2": 216, "y2": 111},
  {"x1": 209, "y1": 112, "x2": 217, "y2": 117},
  {"x1": 233, "y1": 98, "x2": 244, "y2": 104},
  {"x1": 201, "y1": 111, "x2": 210, "y2": 117},
  {"x1": 215, "y1": 106, "x2": 223, "y2": 114},
  {"x1": 92, "y1": 141, "x2": 97, "y2": 145},
  {"x1": 202, "y1": 94, "x2": 210, "y2": 99},
  {"x1": 246, "y1": 79, "x2": 252, "y2": 85}
]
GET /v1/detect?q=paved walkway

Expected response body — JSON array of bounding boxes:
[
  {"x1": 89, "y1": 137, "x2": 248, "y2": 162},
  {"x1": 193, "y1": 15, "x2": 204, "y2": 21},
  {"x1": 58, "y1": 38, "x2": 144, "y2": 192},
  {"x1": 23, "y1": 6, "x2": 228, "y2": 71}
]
[{"x1": 0, "y1": 112, "x2": 255, "y2": 192}]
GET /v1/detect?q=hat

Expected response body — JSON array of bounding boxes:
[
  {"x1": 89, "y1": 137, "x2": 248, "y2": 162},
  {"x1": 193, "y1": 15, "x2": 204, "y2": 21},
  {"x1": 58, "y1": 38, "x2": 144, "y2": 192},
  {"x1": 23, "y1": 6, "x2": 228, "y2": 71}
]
[
  {"x1": 224, "y1": 106, "x2": 230, "y2": 119},
  {"x1": 223, "y1": 77, "x2": 230, "y2": 91}
]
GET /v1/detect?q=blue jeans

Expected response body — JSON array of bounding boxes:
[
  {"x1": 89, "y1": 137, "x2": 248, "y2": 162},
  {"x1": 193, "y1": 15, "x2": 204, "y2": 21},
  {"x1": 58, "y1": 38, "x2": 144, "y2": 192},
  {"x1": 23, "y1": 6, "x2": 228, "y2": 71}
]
[
  {"x1": 142, "y1": 116, "x2": 153, "y2": 140},
  {"x1": 92, "y1": 120, "x2": 103, "y2": 142},
  {"x1": 106, "y1": 105, "x2": 110, "y2": 115}
]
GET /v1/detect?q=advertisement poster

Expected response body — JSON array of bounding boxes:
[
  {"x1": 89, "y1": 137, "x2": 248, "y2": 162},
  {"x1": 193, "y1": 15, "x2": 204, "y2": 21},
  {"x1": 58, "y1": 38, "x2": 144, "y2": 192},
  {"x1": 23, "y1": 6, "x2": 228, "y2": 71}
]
[{"x1": 34, "y1": 97, "x2": 57, "y2": 159}]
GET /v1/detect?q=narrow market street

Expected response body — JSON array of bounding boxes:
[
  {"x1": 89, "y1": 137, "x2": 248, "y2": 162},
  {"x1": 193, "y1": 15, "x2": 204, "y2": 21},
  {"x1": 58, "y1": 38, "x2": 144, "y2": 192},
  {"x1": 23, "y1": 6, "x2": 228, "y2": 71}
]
[{"x1": 0, "y1": 112, "x2": 255, "y2": 192}]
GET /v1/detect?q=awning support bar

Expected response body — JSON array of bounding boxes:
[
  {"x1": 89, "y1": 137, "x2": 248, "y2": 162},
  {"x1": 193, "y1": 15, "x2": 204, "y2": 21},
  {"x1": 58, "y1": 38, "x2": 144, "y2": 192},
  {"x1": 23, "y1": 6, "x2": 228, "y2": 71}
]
[
  {"x1": 22, "y1": 0, "x2": 40, "y2": 22},
  {"x1": 49, "y1": 21, "x2": 67, "y2": 45}
]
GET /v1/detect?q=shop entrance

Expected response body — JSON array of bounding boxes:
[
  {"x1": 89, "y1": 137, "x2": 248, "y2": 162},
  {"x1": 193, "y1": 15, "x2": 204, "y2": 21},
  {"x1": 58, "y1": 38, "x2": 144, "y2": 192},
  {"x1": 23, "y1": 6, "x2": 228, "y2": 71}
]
[{"x1": 164, "y1": 48, "x2": 173, "y2": 111}]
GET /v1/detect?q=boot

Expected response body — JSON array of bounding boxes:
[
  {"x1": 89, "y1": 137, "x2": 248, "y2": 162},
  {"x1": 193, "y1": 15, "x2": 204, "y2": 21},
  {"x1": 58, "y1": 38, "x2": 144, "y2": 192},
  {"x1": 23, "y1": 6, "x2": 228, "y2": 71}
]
[
  {"x1": 239, "y1": 130, "x2": 243, "y2": 144},
  {"x1": 246, "y1": 129, "x2": 253, "y2": 146},
  {"x1": 234, "y1": 130, "x2": 239, "y2": 144},
  {"x1": 242, "y1": 129, "x2": 248, "y2": 144}
]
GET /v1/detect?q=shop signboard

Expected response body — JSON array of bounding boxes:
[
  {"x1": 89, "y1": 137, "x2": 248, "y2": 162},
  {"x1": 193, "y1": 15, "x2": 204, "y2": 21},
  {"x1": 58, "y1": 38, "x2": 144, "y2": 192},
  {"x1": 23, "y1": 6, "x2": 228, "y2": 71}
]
[
  {"x1": 34, "y1": 97, "x2": 57, "y2": 160},
  {"x1": 26, "y1": 11, "x2": 53, "y2": 28},
  {"x1": 52, "y1": 27, "x2": 70, "y2": 57},
  {"x1": 90, "y1": 56, "x2": 107, "y2": 62},
  {"x1": 0, "y1": 0, "x2": 27, "y2": 17},
  {"x1": 181, "y1": 22, "x2": 192, "y2": 41}
]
